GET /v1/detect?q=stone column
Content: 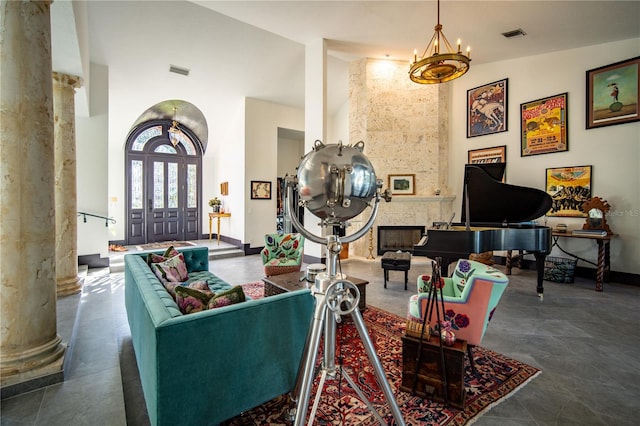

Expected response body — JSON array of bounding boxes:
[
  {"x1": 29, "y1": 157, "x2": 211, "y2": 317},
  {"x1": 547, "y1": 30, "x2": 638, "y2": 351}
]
[
  {"x1": 0, "y1": 0, "x2": 66, "y2": 387},
  {"x1": 53, "y1": 72, "x2": 82, "y2": 296}
]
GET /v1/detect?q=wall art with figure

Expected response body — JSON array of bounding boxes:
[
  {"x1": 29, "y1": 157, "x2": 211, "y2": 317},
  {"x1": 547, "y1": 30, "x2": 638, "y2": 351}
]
[{"x1": 467, "y1": 78, "x2": 508, "y2": 138}]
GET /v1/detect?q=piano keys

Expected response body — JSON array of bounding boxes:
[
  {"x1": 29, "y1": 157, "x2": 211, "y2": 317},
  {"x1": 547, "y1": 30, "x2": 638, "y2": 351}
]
[{"x1": 414, "y1": 164, "x2": 552, "y2": 299}]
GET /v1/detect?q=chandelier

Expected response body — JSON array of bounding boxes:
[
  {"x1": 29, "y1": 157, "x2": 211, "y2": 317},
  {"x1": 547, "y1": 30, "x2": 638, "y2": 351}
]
[
  {"x1": 409, "y1": 0, "x2": 470, "y2": 84},
  {"x1": 168, "y1": 107, "x2": 185, "y2": 147}
]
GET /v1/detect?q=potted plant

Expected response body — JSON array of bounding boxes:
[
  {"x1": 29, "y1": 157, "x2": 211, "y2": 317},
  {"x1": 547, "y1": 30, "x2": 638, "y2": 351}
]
[{"x1": 208, "y1": 197, "x2": 222, "y2": 212}]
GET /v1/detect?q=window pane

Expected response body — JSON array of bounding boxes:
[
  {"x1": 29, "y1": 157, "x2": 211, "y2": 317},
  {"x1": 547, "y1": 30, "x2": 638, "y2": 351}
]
[
  {"x1": 155, "y1": 145, "x2": 177, "y2": 154},
  {"x1": 187, "y1": 164, "x2": 197, "y2": 208},
  {"x1": 168, "y1": 163, "x2": 178, "y2": 208},
  {"x1": 132, "y1": 126, "x2": 162, "y2": 151},
  {"x1": 131, "y1": 160, "x2": 143, "y2": 209},
  {"x1": 153, "y1": 162, "x2": 164, "y2": 209}
]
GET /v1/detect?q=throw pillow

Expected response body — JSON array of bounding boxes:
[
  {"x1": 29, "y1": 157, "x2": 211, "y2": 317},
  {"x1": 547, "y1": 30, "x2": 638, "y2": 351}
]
[
  {"x1": 146, "y1": 245, "x2": 180, "y2": 265},
  {"x1": 207, "y1": 285, "x2": 246, "y2": 309},
  {"x1": 163, "y1": 280, "x2": 211, "y2": 300},
  {"x1": 151, "y1": 253, "x2": 189, "y2": 282},
  {"x1": 175, "y1": 286, "x2": 213, "y2": 314}
]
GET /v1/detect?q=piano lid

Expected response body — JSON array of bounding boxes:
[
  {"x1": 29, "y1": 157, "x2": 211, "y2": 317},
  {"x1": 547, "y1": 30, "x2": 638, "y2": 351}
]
[{"x1": 461, "y1": 164, "x2": 552, "y2": 224}]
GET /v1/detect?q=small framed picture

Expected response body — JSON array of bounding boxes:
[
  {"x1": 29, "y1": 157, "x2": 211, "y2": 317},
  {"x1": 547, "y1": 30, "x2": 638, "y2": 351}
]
[
  {"x1": 250, "y1": 180, "x2": 271, "y2": 200},
  {"x1": 521, "y1": 92, "x2": 568, "y2": 157},
  {"x1": 467, "y1": 78, "x2": 508, "y2": 138},
  {"x1": 545, "y1": 165, "x2": 592, "y2": 217},
  {"x1": 468, "y1": 145, "x2": 507, "y2": 164},
  {"x1": 586, "y1": 56, "x2": 640, "y2": 129},
  {"x1": 388, "y1": 174, "x2": 415, "y2": 195}
]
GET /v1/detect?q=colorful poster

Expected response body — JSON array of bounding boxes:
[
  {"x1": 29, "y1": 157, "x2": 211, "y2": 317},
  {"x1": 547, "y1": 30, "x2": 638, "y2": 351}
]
[
  {"x1": 521, "y1": 93, "x2": 568, "y2": 157},
  {"x1": 545, "y1": 165, "x2": 592, "y2": 217}
]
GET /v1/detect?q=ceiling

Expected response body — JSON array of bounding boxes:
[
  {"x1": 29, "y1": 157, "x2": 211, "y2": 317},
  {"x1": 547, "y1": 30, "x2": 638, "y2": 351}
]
[{"x1": 192, "y1": 0, "x2": 640, "y2": 65}]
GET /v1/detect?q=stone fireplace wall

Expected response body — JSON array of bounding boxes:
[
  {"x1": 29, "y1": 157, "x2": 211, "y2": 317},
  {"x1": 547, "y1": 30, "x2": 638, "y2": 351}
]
[{"x1": 348, "y1": 58, "x2": 455, "y2": 257}]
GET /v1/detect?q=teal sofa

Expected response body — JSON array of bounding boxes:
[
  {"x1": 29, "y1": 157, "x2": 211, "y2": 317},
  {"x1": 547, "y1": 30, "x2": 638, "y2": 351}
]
[{"x1": 124, "y1": 246, "x2": 315, "y2": 426}]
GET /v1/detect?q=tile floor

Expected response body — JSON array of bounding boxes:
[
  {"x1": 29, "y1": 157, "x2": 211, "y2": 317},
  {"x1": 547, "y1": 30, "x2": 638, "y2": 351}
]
[{"x1": 1, "y1": 241, "x2": 639, "y2": 426}]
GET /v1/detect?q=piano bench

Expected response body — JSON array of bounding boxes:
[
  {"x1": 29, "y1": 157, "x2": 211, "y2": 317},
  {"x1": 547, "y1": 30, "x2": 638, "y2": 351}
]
[{"x1": 381, "y1": 251, "x2": 412, "y2": 290}]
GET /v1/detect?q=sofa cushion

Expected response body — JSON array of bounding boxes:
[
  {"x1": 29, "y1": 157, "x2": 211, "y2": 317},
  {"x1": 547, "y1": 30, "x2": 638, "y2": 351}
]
[
  {"x1": 174, "y1": 286, "x2": 213, "y2": 314},
  {"x1": 207, "y1": 285, "x2": 246, "y2": 309},
  {"x1": 151, "y1": 253, "x2": 189, "y2": 282}
]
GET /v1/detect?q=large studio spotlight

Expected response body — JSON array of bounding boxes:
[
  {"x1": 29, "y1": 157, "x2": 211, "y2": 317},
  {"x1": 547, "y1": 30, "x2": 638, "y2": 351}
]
[{"x1": 285, "y1": 140, "x2": 404, "y2": 426}]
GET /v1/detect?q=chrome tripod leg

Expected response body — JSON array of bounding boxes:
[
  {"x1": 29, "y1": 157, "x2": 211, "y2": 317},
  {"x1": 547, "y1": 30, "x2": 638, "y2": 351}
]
[
  {"x1": 294, "y1": 292, "x2": 327, "y2": 426},
  {"x1": 350, "y1": 306, "x2": 406, "y2": 426}
]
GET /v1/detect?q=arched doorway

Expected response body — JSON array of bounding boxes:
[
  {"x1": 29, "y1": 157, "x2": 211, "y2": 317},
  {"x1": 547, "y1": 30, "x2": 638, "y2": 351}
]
[{"x1": 125, "y1": 120, "x2": 203, "y2": 244}]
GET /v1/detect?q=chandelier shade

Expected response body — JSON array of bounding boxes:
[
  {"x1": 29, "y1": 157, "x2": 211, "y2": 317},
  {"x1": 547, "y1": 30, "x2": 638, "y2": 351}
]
[{"x1": 409, "y1": 0, "x2": 471, "y2": 84}]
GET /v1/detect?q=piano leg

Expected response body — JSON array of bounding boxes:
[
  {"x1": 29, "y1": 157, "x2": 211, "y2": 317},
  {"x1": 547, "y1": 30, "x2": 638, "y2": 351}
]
[{"x1": 534, "y1": 252, "x2": 546, "y2": 300}]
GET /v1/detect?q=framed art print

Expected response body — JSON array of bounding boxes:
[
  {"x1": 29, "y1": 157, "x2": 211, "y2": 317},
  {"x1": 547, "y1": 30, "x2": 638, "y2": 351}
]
[
  {"x1": 545, "y1": 165, "x2": 592, "y2": 217},
  {"x1": 467, "y1": 78, "x2": 508, "y2": 138},
  {"x1": 250, "y1": 180, "x2": 271, "y2": 200},
  {"x1": 468, "y1": 145, "x2": 506, "y2": 164},
  {"x1": 388, "y1": 174, "x2": 415, "y2": 195},
  {"x1": 586, "y1": 56, "x2": 639, "y2": 129},
  {"x1": 521, "y1": 92, "x2": 568, "y2": 157}
]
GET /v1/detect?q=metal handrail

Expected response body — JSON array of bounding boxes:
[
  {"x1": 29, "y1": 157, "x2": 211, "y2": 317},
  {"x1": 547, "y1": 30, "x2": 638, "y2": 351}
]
[{"x1": 77, "y1": 211, "x2": 116, "y2": 227}]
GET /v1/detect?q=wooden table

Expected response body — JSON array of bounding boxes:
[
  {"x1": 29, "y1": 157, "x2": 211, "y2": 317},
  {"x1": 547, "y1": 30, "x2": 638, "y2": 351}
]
[
  {"x1": 262, "y1": 271, "x2": 369, "y2": 311},
  {"x1": 551, "y1": 231, "x2": 615, "y2": 292},
  {"x1": 208, "y1": 212, "x2": 231, "y2": 244}
]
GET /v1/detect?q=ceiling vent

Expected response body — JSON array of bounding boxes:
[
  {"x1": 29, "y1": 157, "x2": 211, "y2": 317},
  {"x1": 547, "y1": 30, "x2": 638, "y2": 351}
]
[
  {"x1": 502, "y1": 28, "x2": 527, "y2": 38},
  {"x1": 169, "y1": 65, "x2": 190, "y2": 76}
]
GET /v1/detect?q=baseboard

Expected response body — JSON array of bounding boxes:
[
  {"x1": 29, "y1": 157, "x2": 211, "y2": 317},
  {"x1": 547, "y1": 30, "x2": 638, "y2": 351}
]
[{"x1": 493, "y1": 255, "x2": 639, "y2": 286}]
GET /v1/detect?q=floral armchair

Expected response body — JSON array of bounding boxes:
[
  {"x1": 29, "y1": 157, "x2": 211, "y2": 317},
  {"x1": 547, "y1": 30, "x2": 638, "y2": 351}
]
[
  {"x1": 261, "y1": 233, "x2": 305, "y2": 276},
  {"x1": 408, "y1": 259, "x2": 508, "y2": 349}
]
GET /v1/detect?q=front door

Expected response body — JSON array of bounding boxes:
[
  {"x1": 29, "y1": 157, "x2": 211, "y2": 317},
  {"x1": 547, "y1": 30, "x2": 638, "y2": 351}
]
[{"x1": 126, "y1": 122, "x2": 202, "y2": 245}]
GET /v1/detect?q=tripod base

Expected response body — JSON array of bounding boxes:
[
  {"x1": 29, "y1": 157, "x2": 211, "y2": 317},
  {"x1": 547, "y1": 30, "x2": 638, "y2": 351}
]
[{"x1": 293, "y1": 280, "x2": 405, "y2": 426}]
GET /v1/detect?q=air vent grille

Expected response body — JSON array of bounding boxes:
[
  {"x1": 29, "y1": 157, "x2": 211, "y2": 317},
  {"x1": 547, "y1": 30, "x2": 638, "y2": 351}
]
[
  {"x1": 502, "y1": 28, "x2": 527, "y2": 38},
  {"x1": 169, "y1": 65, "x2": 190, "y2": 76}
]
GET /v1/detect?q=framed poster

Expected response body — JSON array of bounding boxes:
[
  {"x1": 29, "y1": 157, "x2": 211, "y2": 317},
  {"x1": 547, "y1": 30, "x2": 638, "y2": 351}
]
[
  {"x1": 388, "y1": 174, "x2": 415, "y2": 195},
  {"x1": 467, "y1": 78, "x2": 508, "y2": 138},
  {"x1": 545, "y1": 165, "x2": 592, "y2": 217},
  {"x1": 586, "y1": 56, "x2": 640, "y2": 129},
  {"x1": 521, "y1": 92, "x2": 568, "y2": 156},
  {"x1": 250, "y1": 180, "x2": 271, "y2": 200},
  {"x1": 468, "y1": 145, "x2": 506, "y2": 164}
]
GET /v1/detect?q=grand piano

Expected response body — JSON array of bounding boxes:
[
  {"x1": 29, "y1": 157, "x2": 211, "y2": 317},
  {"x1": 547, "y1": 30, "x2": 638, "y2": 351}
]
[{"x1": 414, "y1": 163, "x2": 552, "y2": 298}]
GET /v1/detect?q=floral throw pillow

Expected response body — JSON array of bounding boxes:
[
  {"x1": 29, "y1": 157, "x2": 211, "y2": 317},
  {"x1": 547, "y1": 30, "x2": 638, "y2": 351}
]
[
  {"x1": 151, "y1": 253, "x2": 189, "y2": 282},
  {"x1": 207, "y1": 286, "x2": 246, "y2": 309},
  {"x1": 163, "y1": 280, "x2": 211, "y2": 300},
  {"x1": 146, "y1": 245, "x2": 180, "y2": 265},
  {"x1": 175, "y1": 286, "x2": 213, "y2": 314}
]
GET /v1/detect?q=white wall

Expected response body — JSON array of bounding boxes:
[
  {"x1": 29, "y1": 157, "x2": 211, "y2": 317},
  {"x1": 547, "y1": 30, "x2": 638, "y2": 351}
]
[
  {"x1": 245, "y1": 98, "x2": 304, "y2": 248},
  {"x1": 450, "y1": 38, "x2": 640, "y2": 274},
  {"x1": 76, "y1": 63, "x2": 109, "y2": 257}
]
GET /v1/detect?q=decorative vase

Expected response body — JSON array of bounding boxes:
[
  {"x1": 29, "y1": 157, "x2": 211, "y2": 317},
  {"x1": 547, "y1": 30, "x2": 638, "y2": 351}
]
[
  {"x1": 441, "y1": 329, "x2": 456, "y2": 346},
  {"x1": 212, "y1": 205, "x2": 220, "y2": 212}
]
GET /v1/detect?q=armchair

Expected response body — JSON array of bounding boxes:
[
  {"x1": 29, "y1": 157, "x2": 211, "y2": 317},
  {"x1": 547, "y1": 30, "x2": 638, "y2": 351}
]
[
  {"x1": 408, "y1": 259, "x2": 508, "y2": 368},
  {"x1": 261, "y1": 233, "x2": 305, "y2": 276}
]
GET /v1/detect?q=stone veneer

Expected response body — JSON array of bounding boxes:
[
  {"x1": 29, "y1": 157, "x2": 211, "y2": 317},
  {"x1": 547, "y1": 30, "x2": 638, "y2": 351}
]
[{"x1": 348, "y1": 58, "x2": 455, "y2": 257}]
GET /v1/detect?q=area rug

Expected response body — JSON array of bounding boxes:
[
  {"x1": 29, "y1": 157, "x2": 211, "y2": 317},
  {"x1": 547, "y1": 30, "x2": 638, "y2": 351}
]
[
  {"x1": 241, "y1": 281, "x2": 266, "y2": 300},
  {"x1": 225, "y1": 284, "x2": 540, "y2": 425},
  {"x1": 135, "y1": 241, "x2": 197, "y2": 251}
]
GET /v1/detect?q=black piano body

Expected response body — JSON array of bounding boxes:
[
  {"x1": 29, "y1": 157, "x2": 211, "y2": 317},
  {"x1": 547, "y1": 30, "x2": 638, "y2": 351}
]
[{"x1": 414, "y1": 163, "x2": 553, "y2": 298}]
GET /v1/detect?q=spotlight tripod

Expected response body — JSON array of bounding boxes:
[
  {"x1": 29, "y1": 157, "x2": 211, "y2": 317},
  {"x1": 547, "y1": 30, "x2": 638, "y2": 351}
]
[{"x1": 285, "y1": 181, "x2": 405, "y2": 426}]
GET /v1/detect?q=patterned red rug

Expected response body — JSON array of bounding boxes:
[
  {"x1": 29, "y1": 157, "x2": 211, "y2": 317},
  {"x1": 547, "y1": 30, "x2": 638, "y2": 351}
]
[{"x1": 228, "y1": 284, "x2": 540, "y2": 425}]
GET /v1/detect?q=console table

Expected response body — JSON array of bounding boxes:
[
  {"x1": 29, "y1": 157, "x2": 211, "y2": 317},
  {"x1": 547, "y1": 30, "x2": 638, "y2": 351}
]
[
  {"x1": 208, "y1": 212, "x2": 231, "y2": 244},
  {"x1": 551, "y1": 231, "x2": 614, "y2": 292}
]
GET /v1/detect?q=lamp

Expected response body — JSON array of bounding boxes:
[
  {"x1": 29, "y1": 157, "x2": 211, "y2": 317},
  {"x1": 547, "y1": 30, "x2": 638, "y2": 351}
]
[
  {"x1": 168, "y1": 107, "x2": 183, "y2": 147},
  {"x1": 409, "y1": 0, "x2": 471, "y2": 84}
]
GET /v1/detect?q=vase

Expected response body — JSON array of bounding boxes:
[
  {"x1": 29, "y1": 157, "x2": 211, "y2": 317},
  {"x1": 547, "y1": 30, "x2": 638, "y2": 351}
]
[{"x1": 212, "y1": 206, "x2": 220, "y2": 212}]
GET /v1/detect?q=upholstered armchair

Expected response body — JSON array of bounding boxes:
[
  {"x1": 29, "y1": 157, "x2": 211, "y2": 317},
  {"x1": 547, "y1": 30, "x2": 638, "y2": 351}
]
[
  {"x1": 408, "y1": 259, "x2": 508, "y2": 368},
  {"x1": 261, "y1": 233, "x2": 305, "y2": 276}
]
